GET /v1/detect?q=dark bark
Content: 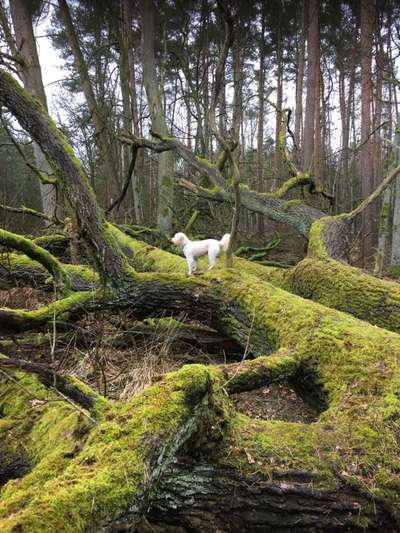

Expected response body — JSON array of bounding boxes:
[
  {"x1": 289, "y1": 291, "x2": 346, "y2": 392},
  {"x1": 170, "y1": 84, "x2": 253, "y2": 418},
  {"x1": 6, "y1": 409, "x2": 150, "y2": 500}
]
[
  {"x1": 0, "y1": 451, "x2": 31, "y2": 487},
  {"x1": 273, "y1": 23, "x2": 283, "y2": 188},
  {"x1": 294, "y1": 1, "x2": 306, "y2": 158},
  {"x1": 145, "y1": 462, "x2": 398, "y2": 532}
]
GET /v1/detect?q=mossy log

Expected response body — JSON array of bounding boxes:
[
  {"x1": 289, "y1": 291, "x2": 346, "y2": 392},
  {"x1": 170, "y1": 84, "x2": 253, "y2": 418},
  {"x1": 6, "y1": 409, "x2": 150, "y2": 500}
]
[
  {"x1": 1, "y1": 261, "x2": 400, "y2": 529},
  {"x1": 117, "y1": 230, "x2": 400, "y2": 335},
  {"x1": 284, "y1": 216, "x2": 400, "y2": 333}
]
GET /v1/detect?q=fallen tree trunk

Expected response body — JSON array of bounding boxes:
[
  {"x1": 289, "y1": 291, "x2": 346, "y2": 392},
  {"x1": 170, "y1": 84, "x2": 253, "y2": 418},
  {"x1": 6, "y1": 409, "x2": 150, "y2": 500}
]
[
  {"x1": 120, "y1": 228, "x2": 400, "y2": 334},
  {"x1": 147, "y1": 461, "x2": 397, "y2": 532},
  {"x1": 179, "y1": 177, "x2": 324, "y2": 238},
  {"x1": 1, "y1": 258, "x2": 400, "y2": 530}
]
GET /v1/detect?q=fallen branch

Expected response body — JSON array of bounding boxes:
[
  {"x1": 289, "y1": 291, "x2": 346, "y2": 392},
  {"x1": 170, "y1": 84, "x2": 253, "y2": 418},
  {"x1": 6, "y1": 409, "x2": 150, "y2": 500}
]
[
  {"x1": 0, "y1": 203, "x2": 64, "y2": 225},
  {"x1": 348, "y1": 161, "x2": 400, "y2": 219},
  {"x1": 0, "y1": 355, "x2": 96, "y2": 411},
  {"x1": 0, "y1": 228, "x2": 70, "y2": 291}
]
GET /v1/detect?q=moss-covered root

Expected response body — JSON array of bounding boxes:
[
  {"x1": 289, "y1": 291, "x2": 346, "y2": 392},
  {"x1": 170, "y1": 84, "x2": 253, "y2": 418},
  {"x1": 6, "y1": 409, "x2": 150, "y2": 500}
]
[
  {"x1": 0, "y1": 252, "x2": 99, "y2": 291},
  {"x1": 219, "y1": 351, "x2": 299, "y2": 393},
  {"x1": 0, "y1": 290, "x2": 97, "y2": 332},
  {"x1": 0, "y1": 354, "x2": 98, "y2": 411},
  {"x1": 0, "y1": 364, "x2": 226, "y2": 532},
  {"x1": 0, "y1": 228, "x2": 71, "y2": 292}
]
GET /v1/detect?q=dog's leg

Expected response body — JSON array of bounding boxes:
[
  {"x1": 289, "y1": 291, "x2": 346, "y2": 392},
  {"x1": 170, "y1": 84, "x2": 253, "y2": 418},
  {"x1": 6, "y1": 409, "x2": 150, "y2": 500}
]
[
  {"x1": 207, "y1": 248, "x2": 218, "y2": 270},
  {"x1": 185, "y1": 252, "x2": 196, "y2": 275}
]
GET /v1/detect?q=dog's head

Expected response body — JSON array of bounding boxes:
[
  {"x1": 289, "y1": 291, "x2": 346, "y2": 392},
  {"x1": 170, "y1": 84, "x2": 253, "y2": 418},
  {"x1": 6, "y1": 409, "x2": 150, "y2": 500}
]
[{"x1": 171, "y1": 232, "x2": 189, "y2": 246}]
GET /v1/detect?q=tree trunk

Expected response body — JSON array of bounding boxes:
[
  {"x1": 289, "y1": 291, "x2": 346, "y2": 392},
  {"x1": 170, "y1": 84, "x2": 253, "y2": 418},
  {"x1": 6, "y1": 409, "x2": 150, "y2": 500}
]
[
  {"x1": 120, "y1": 0, "x2": 142, "y2": 223},
  {"x1": 373, "y1": 31, "x2": 383, "y2": 189},
  {"x1": 273, "y1": 24, "x2": 283, "y2": 190},
  {"x1": 256, "y1": 4, "x2": 266, "y2": 233},
  {"x1": 140, "y1": 0, "x2": 174, "y2": 233},
  {"x1": 302, "y1": 0, "x2": 319, "y2": 172},
  {"x1": 200, "y1": 0, "x2": 211, "y2": 158},
  {"x1": 8, "y1": 0, "x2": 58, "y2": 221},
  {"x1": 294, "y1": 1, "x2": 306, "y2": 160},
  {"x1": 390, "y1": 129, "x2": 400, "y2": 271},
  {"x1": 57, "y1": 0, "x2": 119, "y2": 206},
  {"x1": 360, "y1": 0, "x2": 376, "y2": 265},
  {"x1": 314, "y1": 62, "x2": 322, "y2": 192}
]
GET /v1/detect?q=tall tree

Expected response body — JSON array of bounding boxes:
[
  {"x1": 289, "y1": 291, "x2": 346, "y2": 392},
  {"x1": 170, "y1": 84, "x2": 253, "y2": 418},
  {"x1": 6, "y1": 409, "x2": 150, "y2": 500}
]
[
  {"x1": 273, "y1": 18, "x2": 283, "y2": 189},
  {"x1": 294, "y1": 1, "x2": 306, "y2": 160},
  {"x1": 302, "y1": 0, "x2": 319, "y2": 173},
  {"x1": 140, "y1": 0, "x2": 174, "y2": 233},
  {"x1": 7, "y1": 0, "x2": 58, "y2": 220},
  {"x1": 256, "y1": 2, "x2": 267, "y2": 231},
  {"x1": 360, "y1": 0, "x2": 376, "y2": 263},
  {"x1": 57, "y1": 0, "x2": 120, "y2": 206},
  {"x1": 119, "y1": 0, "x2": 142, "y2": 223}
]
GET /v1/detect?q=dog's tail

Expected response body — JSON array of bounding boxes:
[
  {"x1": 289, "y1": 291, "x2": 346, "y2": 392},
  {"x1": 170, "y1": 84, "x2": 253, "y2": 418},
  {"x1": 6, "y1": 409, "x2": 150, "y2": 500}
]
[{"x1": 219, "y1": 233, "x2": 231, "y2": 252}]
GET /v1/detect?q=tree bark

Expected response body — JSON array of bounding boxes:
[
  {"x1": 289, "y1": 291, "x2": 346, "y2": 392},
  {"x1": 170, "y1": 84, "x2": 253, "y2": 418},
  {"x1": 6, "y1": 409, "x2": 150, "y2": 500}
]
[
  {"x1": 8, "y1": 0, "x2": 58, "y2": 221},
  {"x1": 140, "y1": 0, "x2": 174, "y2": 233},
  {"x1": 294, "y1": 1, "x2": 306, "y2": 159},
  {"x1": 273, "y1": 23, "x2": 283, "y2": 189},
  {"x1": 360, "y1": 0, "x2": 376, "y2": 264},
  {"x1": 256, "y1": 4, "x2": 267, "y2": 232},
  {"x1": 302, "y1": 0, "x2": 319, "y2": 172}
]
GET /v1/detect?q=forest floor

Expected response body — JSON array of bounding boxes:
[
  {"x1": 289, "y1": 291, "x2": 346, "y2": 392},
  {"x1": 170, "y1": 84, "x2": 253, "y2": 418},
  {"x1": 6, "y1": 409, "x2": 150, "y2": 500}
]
[
  {"x1": 232, "y1": 383, "x2": 318, "y2": 424},
  {"x1": 0, "y1": 282, "x2": 319, "y2": 424}
]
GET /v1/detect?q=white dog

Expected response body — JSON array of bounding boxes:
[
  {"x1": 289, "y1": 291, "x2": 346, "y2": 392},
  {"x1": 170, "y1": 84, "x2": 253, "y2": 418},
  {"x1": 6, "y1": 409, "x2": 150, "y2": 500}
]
[{"x1": 171, "y1": 232, "x2": 230, "y2": 275}]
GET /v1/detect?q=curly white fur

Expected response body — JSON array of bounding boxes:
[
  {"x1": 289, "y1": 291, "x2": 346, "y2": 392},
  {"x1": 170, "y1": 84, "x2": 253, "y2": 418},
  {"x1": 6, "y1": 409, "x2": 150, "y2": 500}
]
[{"x1": 171, "y1": 232, "x2": 230, "y2": 275}]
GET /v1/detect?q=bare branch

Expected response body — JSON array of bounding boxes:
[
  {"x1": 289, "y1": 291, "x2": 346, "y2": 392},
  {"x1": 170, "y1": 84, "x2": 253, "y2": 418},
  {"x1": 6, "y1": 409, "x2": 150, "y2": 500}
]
[{"x1": 0, "y1": 203, "x2": 64, "y2": 225}]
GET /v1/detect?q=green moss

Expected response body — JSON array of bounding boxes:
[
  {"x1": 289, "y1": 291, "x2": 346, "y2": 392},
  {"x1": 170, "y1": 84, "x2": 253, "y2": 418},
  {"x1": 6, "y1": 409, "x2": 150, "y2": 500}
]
[
  {"x1": 388, "y1": 265, "x2": 400, "y2": 277},
  {"x1": 195, "y1": 156, "x2": 216, "y2": 169},
  {"x1": 0, "y1": 290, "x2": 97, "y2": 327},
  {"x1": 0, "y1": 364, "x2": 225, "y2": 532},
  {"x1": 223, "y1": 414, "x2": 336, "y2": 488},
  {"x1": 274, "y1": 173, "x2": 309, "y2": 199},
  {"x1": 379, "y1": 201, "x2": 390, "y2": 233},
  {"x1": 201, "y1": 184, "x2": 221, "y2": 195},
  {"x1": 283, "y1": 198, "x2": 302, "y2": 211},
  {"x1": 0, "y1": 228, "x2": 71, "y2": 292},
  {"x1": 160, "y1": 174, "x2": 173, "y2": 187},
  {"x1": 220, "y1": 352, "x2": 299, "y2": 392},
  {"x1": 32, "y1": 234, "x2": 67, "y2": 247},
  {"x1": 65, "y1": 263, "x2": 99, "y2": 285}
]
